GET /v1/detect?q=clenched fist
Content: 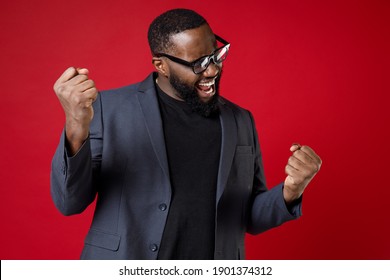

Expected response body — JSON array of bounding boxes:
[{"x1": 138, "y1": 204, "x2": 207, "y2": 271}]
[
  {"x1": 283, "y1": 144, "x2": 322, "y2": 204},
  {"x1": 53, "y1": 67, "x2": 98, "y2": 155}
]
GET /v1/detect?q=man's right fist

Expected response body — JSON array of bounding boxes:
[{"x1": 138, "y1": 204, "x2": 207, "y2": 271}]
[{"x1": 53, "y1": 67, "x2": 98, "y2": 155}]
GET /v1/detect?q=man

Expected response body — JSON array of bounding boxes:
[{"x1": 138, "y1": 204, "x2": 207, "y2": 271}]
[{"x1": 51, "y1": 9, "x2": 321, "y2": 260}]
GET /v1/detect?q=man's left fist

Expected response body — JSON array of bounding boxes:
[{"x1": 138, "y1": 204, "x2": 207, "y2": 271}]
[{"x1": 283, "y1": 144, "x2": 322, "y2": 203}]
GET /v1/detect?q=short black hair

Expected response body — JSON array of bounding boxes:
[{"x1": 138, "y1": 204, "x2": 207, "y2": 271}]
[{"x1": 148, "y1": 9, "x2": 207, "y2": 55}]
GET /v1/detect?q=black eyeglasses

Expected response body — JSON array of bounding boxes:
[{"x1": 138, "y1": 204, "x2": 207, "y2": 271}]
[{"x1": 155, "y1": 34, "x2": 230, "y2": 74}]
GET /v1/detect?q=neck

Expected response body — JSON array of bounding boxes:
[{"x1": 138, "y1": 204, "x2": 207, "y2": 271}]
[{"x1": 156, "y1": 75, "x2": 183, "y2": 101}]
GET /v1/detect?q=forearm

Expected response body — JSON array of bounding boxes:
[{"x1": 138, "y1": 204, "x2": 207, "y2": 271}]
[
  {"x1": 283, "y1": 185, "x2": 303, "y2": 205},
  {"x1": 65, "y1": 118, "x2": 90, "y2": 156}
]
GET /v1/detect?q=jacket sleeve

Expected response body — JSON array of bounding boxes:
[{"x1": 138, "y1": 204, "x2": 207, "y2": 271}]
[
  {"x1": 50, "y1": 93, "x2": 103, "y2": 216},
  {"x1": 246, "y1": 112, "x2": 302, "y2": 235}
]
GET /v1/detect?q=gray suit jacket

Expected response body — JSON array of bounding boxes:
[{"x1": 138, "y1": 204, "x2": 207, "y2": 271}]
[{"x1": 50, "y1": 73, "x2": 301, "y2": 259}]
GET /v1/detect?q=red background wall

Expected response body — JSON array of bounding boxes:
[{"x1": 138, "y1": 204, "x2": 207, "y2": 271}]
[{"x1": 1, "y1": 0, "x2": 389, "y2": 259}]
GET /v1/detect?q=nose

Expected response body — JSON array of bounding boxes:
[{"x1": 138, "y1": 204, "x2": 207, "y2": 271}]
[{"x1": 202, "y1": 60, "x2": 220, "y2": 78}]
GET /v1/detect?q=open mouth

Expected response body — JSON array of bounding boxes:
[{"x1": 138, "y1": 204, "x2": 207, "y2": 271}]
[{"x1": 196, "y1": 79, "x2": 216, "y2": 95}]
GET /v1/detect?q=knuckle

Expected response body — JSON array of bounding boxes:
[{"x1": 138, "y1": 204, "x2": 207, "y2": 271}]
[
  {"x1": 55, "y1": 85, "x2": 66, "y2": 95},
  {"x1": 71, "y1": 94, "x2": 81, "y2": 105},
  {"x1": 311, "y1": 162, "x2": 320, "y2": 173},
  {"x1": 303, "y1": 170, "x2": 311, "y2": 178}
]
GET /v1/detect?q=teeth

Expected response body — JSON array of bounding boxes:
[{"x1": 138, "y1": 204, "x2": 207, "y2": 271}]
[
  {"x1": 197, "y1": 78, "x2": 216, "y2": 95},
  {"x1": 198, "y1": 80, "x2": 215, "y2": 87}
]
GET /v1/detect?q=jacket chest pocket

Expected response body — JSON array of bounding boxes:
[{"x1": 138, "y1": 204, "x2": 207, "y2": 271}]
[
  {"x1": 225, "y1": 146, "x2": 254, "y2": 199},
  {"x1": 233, "y1": 145, "x2": 254, "y2": 185}
]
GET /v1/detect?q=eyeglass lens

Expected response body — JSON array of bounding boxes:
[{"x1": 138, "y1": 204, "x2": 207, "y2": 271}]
[{"x1": 194, "y1": 46, "x2": 229, "y2": 73}]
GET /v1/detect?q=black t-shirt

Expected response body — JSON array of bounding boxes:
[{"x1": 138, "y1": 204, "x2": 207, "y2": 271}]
[{"x1": 156, "y1": 83, "x2": 221, "y2": 259}]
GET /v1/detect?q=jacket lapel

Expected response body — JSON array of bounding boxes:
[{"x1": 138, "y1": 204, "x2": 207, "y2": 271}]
[
  {"x1": 216, "y1": 99, "x2": 237, "y2": 205},
  {"x1": 136, "y1": 74, "x2": 170, "y2": 181}
]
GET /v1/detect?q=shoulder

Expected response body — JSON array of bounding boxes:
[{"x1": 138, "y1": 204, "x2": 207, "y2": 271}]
[
  {"x1": 99, "y1": 82, "x2": 140, "y2": 98},
  {"x1": 98, "y1": 73, "x2": 156, "y2": 102}
]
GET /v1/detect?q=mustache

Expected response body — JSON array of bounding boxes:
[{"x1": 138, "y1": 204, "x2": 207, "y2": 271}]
[{"x1": 197, "y1": 74, "x2": 219, "y2": 84}]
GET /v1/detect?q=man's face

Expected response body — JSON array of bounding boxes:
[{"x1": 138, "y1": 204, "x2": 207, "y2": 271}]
[
  {"x1": 169, "y1": 69, "x2": 221, "y2": 117},
  {"x1": 163, "y1": 24, "x2": 223, "y2": 116}
]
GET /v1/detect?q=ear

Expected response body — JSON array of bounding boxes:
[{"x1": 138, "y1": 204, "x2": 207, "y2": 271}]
[{"x1": 152, "y1": 57, "x2": 169, "y2": 78}]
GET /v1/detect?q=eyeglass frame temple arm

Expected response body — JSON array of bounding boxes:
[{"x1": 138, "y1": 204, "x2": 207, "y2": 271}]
[{"x1": 214, "y1": 34, "x2": 229, "y2": 46}]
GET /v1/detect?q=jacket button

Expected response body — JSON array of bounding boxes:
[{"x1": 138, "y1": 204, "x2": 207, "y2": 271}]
[
  {"x1": 159, "y1": 203, "x2": 167, "y2": 211},
  {"x1": 150, "y1": 244, "x2": 158, "y2": 252}
]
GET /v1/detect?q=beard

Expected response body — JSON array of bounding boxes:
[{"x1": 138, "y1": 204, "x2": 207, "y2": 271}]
[{"x1": 169, "y1": 72, "x2": 221, "y2": 118}]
